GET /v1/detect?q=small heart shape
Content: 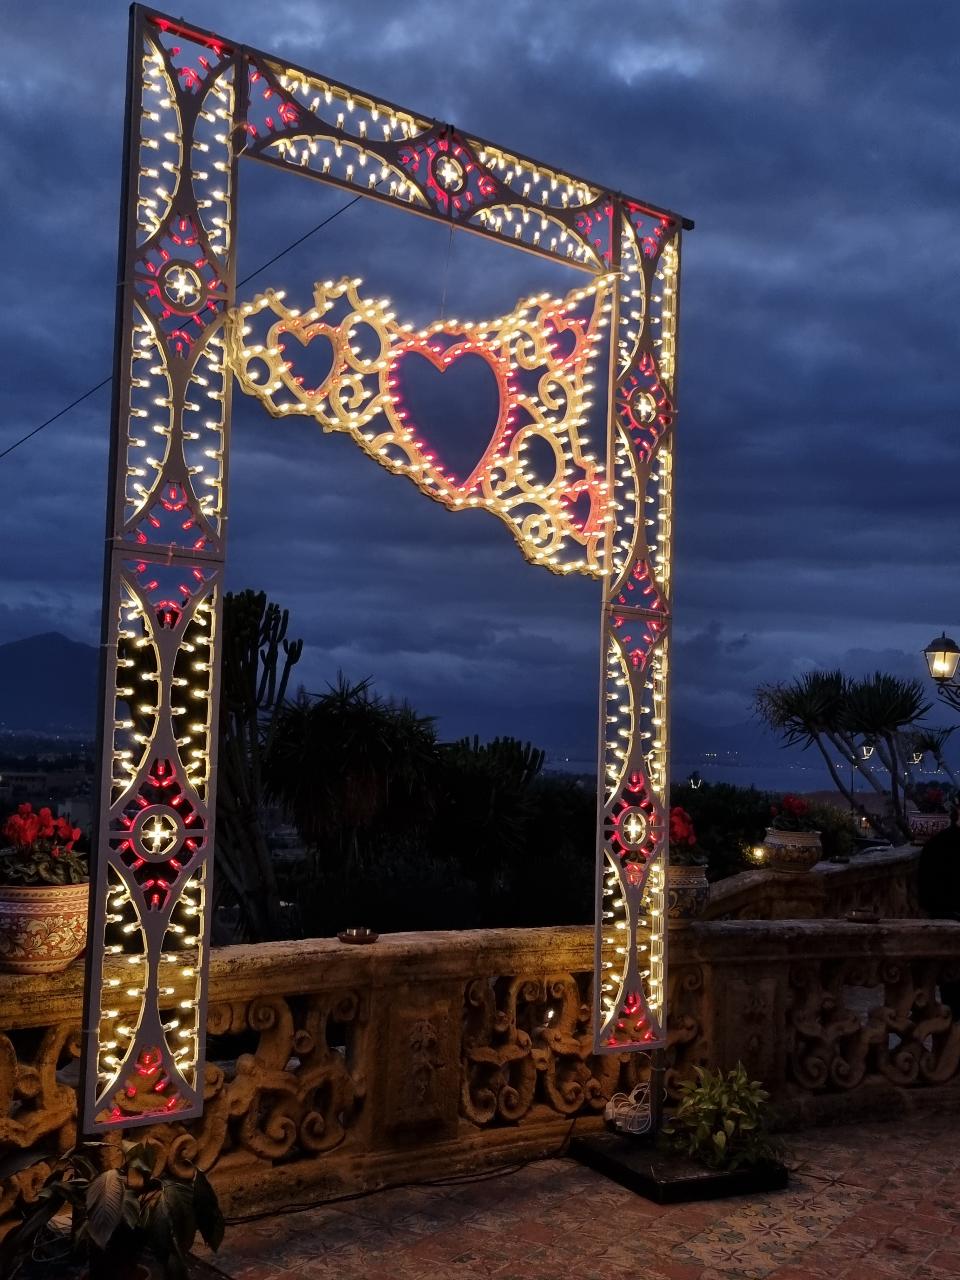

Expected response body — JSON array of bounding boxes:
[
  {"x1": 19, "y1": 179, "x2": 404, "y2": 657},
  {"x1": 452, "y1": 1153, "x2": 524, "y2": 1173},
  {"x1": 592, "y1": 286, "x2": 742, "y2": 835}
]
[{"x1": 278, "y1": 324, "x2": 338, "y2": 399}]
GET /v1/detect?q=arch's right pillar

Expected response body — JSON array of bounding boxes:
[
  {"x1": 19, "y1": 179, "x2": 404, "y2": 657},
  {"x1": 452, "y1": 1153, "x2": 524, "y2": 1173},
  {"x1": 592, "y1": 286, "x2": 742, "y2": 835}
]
[{"x1": 594, "y1": 201, "x2": 682, "y2": 1056}]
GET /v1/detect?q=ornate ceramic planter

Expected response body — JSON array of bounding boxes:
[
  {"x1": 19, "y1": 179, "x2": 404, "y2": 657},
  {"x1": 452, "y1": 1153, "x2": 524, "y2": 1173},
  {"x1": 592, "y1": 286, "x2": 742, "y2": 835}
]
[
  {"x1": 667, "y1": 863, "x2": 709, "y2": 923},
  {"x1": 910, "y1": 813, "x2": 952, "y2": 843},
  {"x1": 0, "y1": 882, "x2": 89, "y2": 974},
  {"x1": 762, "y1": 828, "x2": 822, "y2": 873}
]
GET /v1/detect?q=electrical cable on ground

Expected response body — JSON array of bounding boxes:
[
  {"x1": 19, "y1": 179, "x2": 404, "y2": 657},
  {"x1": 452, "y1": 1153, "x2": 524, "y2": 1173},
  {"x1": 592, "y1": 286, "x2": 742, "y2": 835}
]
[{"x1": 220, "y1": 1115, "x2": 580, "y2": 1228}]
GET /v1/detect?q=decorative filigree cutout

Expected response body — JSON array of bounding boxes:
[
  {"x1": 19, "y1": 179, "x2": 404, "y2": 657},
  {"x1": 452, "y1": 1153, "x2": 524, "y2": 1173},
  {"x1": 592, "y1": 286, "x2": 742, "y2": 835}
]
[{"x1": 228, "y1": 275, "x2": 614, "y2": 575}]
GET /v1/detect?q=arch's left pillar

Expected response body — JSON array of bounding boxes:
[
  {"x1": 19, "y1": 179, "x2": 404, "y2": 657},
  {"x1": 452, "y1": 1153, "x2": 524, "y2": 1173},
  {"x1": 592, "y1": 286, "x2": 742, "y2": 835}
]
[{"x1": 81, "y1": 7, "x2": 240, "y2": 1131}]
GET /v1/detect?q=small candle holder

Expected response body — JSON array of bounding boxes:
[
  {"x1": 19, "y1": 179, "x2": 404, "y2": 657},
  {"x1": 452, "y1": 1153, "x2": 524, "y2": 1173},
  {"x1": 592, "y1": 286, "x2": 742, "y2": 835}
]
[{"x1": 337, "y1": 927, "x2": 379, "y2": 945}]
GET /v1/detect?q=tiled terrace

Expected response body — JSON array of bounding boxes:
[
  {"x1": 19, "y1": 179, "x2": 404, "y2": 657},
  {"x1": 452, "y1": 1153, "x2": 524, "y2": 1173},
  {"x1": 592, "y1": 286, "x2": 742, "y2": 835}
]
[{"x1": 192, "y1": 1113, "x2": 960, "y2": 1280}]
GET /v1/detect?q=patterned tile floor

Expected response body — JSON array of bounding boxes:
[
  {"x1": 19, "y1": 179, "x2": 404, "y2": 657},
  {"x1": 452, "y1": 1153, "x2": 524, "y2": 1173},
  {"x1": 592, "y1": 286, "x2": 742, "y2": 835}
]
[{"x1": 193, "y1": 1115, "x2": 960, "y2": 1280}]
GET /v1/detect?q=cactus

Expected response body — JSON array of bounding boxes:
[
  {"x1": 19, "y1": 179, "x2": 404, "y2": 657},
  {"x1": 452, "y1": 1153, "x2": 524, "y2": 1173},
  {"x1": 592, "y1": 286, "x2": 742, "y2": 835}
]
[{"x1": 214, "y1": 590, "x2": 302, "y2": 941}]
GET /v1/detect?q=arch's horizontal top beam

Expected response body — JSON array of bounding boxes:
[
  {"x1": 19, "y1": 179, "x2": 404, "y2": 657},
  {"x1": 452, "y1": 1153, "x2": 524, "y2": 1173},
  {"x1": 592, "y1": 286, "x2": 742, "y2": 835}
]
[
  {"x1": 136, "y1": 6, "x2": 692, "y2": 278},
  {"x1": 238, "y1": 33, "x2": 694, "y2": 229}
]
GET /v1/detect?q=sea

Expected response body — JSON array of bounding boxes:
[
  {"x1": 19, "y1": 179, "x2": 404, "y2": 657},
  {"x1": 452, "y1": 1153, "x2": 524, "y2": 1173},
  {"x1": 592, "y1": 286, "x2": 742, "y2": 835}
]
[{"x1": 544, "y1": 754, "x2": 843, "y2": 795}]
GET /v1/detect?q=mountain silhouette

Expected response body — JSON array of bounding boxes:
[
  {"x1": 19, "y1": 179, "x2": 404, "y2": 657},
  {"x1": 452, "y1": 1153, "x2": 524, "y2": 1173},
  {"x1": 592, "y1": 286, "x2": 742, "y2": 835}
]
[{"x1": 0, "y1": 632, "x2": 98, "y2": 733}]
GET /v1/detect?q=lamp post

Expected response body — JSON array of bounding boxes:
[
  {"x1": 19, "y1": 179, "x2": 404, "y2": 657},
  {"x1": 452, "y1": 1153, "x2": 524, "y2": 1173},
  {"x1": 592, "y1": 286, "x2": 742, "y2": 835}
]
[{"x1": 923, "y1": 633, "x2": 960, "y2": 712}]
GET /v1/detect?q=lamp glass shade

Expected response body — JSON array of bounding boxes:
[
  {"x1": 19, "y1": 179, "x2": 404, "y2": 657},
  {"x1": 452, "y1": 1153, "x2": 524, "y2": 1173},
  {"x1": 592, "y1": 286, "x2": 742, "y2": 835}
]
[{"x1": 924, "y1": 633, "x2": 960, "y2": 681}]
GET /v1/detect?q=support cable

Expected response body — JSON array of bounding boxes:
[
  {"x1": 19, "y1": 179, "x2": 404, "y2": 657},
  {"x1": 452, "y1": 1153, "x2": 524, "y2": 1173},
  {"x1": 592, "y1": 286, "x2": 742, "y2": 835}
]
[{"x1": 0, "y1": 194, "x2": 365, "y2": 464}]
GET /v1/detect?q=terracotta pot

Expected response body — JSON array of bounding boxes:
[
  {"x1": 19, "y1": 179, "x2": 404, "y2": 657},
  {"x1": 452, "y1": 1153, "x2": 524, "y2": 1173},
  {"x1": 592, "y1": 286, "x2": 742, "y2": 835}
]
[
  {"x1": 762, "y1": 827, "x2": 822, "y2": 873},
  {"x1": 910, "y1": 813, "x2": 951, "y2": 843},
  {"x1": 667, "y1": 863, "x2": 709, "y2": 923},
  {"x1": 0, "y1": 882, "x2": 89, "y2": 974}
]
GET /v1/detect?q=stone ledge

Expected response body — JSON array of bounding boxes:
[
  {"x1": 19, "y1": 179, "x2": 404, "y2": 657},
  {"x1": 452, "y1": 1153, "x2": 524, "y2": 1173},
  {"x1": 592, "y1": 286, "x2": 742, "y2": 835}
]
[{"x1": 2, "y1": 918, "x2": 960, "y2": 1233}]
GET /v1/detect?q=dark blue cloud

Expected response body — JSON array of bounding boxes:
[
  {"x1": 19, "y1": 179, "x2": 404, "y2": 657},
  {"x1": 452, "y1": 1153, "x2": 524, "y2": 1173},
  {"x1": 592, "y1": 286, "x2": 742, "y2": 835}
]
[{"x1": 1, "y1": 0, "x2": 958, "y2": 762}]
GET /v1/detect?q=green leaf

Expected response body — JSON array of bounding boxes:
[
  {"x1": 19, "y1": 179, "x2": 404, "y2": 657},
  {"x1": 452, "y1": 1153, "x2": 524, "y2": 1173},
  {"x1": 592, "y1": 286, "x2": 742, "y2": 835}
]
[
  {"x1": 193, "y1": 1169, "x2": 225, "y2": 1251},
  {"x1": 121, "y1": 1188, "x2": 143, "y2": 1231},
  {"x1": 159, "y1": 1180, "x2": 197, "y2": 1251},
  {"x1": 46, "y1": 1178, "x2": 87, "y2": 1209},
  {"x1": 123, "y1": 1141, "x2": 159, "y2": 1177},
  {"x1": 164, "y1": 1242, "x2": 190, "y2": 1280},
  {"x1": 86, "y1": 1168, "x2": 125, "y2": 1251},
  {"x1": 0, "y1": 1145, "x2": 60, "y2": 1182},
  {"x1": 145, "y1": 1191, "x2": 175, "y2": 1267}
]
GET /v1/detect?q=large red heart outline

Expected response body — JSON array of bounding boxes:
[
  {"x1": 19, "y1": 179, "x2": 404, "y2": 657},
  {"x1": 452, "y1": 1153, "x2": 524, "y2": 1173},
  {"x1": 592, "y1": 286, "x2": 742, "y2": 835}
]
[{"x1": 387, "y1": 336, "x2": 514, "y2": 495}]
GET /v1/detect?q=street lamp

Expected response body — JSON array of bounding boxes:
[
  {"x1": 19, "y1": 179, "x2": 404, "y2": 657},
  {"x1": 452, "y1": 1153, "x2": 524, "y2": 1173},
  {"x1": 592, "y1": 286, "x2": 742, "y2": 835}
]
[{"x1": 923, "y1": 632, "x2": 960, "y2": 711}]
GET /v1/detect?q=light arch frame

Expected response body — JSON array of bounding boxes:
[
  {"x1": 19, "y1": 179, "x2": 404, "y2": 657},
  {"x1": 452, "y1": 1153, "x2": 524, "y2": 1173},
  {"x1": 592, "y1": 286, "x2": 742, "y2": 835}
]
[{"x1": 80, "y1": 3, "x2": 689, "y2": 1132}]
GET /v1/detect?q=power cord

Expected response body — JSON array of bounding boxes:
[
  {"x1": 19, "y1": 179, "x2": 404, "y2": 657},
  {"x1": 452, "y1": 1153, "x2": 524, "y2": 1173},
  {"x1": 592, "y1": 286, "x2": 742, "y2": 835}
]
[
  {"x1": 221, "y1": 1114, "x2": 580, "y2": 1227},
  {"x1": 0, "y1": 187, "x2": 368, "y2": 464}
]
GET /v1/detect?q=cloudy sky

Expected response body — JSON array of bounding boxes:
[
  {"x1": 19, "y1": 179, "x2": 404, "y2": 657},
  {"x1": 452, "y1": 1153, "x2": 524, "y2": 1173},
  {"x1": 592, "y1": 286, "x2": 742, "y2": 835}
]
[{"x1": 1, "y1": 1, "x2": 958, "y2": 762}]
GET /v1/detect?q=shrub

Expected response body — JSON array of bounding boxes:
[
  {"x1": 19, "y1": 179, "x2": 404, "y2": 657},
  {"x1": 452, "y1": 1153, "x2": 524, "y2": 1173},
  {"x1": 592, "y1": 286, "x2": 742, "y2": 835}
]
[
  {"x1": 663, "y1": 1063, "x2": 783, "y2": 1172},
  {"x1": 669, "y1": 782, "x2": 772, "y2": 881}
]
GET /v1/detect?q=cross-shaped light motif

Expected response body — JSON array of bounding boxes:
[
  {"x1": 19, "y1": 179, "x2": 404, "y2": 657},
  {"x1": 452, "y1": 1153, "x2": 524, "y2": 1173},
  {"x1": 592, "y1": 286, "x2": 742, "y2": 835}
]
[
  {"x1": 631, "y1": 388, "x2": 658, "y2": 424},
  {"x1": 436, "y1": 155, "x2": 464, "y2": 190},
  {"x1": 141, "y1": 814, "x2": 177, "y2": 855},
  {"x1": 164, "y1": 266, "x2": 201, "y2": 307},
  {"x1": 623, "y1": 811, "x2": 647, "y2": 845}
]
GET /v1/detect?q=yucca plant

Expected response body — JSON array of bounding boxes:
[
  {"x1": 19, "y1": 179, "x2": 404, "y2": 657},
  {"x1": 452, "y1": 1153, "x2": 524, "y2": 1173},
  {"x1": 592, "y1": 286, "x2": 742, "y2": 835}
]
[
  {"x1": 842, "y1": 673, "x2": 931, "y2": 838},
  {"x1": 756, "y1": 672, "x2": 891, "y2": 835},
  {"x1": 904, "y1": 727, "x2": 957, "y2": 788},
  {"x1": 757, "y1": 670, "x2": 933, "y2": 843}
]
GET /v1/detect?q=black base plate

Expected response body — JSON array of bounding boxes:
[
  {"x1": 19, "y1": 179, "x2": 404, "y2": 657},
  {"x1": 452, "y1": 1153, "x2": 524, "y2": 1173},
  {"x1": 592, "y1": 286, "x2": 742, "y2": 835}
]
[{"x1": 569, "y1": 1133, "x2": 789, "y2": 1204}]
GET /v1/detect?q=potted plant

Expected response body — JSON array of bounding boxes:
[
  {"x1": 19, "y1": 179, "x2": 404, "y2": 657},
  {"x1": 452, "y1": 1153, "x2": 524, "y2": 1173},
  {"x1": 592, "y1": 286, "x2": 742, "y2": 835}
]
[
  {"x1": 0, "y1": 804, "x2": 89, "y2": 974},
  {"x1": 910, "y1": 783, "x2": 954, "y2": 842},
  {"x1": 762, "y1": 794, "x2": 822, "y2": 872},
  {"x1": 660, "y1": 1063, "x2": 788, "y2": 1192},
  {"x1": 0, "y1": 1140, "x2": 224, "y2": 1280},
  {"x1": 666, "y1": 806, "x2": 709, "y2": 923},
  {"x1": 572, "y1": 1063, "x2": 788, "y2": 1202}
]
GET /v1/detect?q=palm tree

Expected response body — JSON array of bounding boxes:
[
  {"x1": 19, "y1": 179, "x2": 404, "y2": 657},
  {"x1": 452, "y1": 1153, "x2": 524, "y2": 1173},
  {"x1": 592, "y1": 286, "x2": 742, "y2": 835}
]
[{"x1": 436, "y1": 735, "x2": 544, "y2": 857}]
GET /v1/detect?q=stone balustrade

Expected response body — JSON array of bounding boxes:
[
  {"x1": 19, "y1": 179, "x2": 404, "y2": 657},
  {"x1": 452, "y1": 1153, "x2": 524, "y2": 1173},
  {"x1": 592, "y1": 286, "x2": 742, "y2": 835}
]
[
  {"x1": 2, "y1": 917, "x2": 960, "y2": 1231},
  {"x1": 703, "y1": 844, "x2": 923, "y2": 921}
]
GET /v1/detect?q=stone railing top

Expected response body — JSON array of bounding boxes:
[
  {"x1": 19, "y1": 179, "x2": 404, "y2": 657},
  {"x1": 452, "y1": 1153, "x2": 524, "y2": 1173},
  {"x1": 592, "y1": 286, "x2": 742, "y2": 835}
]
[
  {"x1": 702, "y1": 843, "x2": 923, "y2": 922},
  {"x1": 5, "y1": 915, "x2": 958, "y2": 1031},
  {"x1": 684, "y1": 916, "x2": 960, "y2": 962},
  {"x1": 0, "y1": 927, "x2": 597, "y2": 1026},
  {"x1": 814, "y1": 843, "x2": 919, "y2": 876}
]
